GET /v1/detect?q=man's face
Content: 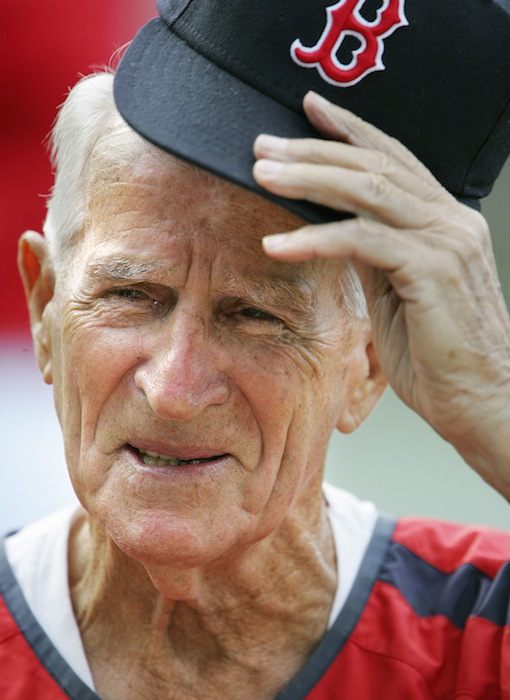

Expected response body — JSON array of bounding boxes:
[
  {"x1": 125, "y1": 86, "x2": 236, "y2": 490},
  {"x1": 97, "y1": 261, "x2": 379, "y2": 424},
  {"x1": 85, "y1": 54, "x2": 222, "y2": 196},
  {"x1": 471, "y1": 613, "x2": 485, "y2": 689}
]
[{"x1": 42, "y1": 123, "x2": 368, "y2": 567}]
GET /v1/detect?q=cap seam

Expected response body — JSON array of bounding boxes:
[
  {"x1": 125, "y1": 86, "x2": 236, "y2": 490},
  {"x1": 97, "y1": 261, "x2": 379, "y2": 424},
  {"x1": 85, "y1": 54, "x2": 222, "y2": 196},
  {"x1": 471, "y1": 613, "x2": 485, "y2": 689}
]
[
  {"x1": 173, "y1": 22, "x2": 305, "y2": 115},
  {"x1": 158, "y1": 0, "x2": 194, "y2": 27}
]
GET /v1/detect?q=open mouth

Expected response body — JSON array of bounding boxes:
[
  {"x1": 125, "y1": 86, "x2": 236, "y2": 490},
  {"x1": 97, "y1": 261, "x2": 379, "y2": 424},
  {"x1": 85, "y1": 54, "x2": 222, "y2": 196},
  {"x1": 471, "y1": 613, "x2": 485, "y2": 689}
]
[{"x1": 133, "y1": 447, "x2": 227, "y2": 468}]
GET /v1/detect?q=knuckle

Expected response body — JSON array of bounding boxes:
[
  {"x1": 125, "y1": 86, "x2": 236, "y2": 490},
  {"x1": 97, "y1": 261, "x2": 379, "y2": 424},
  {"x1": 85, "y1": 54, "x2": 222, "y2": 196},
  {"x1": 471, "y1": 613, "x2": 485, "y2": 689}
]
[
  {"x1": 454, "y1": 211, "x2": 491, "y2": 259},
  {"x1": 430, "y1": 215, "x2": 493, "y2": 284},
  {"x1": 372, "y1": 151, "x2": 394, "y2": 175},
  {"x1": 467, "y1": 209, "x2": 491, "y2": 245},
  {"x1": 365, "y1": 172, "x2": 390, "y2": 202}
]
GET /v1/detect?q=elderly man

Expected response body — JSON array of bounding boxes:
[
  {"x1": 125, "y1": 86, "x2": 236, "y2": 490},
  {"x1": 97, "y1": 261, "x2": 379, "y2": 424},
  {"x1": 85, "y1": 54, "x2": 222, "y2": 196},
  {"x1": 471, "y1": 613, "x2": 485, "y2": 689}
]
[{"x1": 2, "y1": 0, "x2": 510, "y2": 698}]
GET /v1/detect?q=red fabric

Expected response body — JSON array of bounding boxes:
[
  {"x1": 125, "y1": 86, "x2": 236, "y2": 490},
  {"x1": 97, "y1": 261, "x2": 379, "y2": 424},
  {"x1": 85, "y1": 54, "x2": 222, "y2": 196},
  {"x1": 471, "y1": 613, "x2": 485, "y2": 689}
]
[
  {"x1": 308, "y1": 590, "x2": 509, "y2": 699},
  {"x1": 0, "y1": 599, "x2": 68, "y2": 699},
  {"x1": 2, "y1": 517, "x2": 509, "y2": 699},
  {"x1": 392, "y1": 517, "x2": 510, "y2": 578},
  {"x1": 0, "y1": 0, "x2": 155, "y2": 335},
  {"x1": 307, "y1": 518, "x2": 510, "y2": 699}
]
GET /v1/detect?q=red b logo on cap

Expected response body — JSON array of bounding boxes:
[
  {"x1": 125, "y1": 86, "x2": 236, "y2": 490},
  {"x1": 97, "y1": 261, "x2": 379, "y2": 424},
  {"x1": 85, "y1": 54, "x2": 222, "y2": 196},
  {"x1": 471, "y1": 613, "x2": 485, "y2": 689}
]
[{"x1": 291, "y1": 0, "x2": 408, "y2": 87}]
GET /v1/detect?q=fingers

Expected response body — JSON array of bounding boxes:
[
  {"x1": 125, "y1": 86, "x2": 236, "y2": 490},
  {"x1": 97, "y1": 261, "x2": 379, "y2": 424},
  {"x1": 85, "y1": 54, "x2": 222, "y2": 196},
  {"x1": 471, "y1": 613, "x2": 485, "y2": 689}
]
[
  {"x1": 303, "y1": 91, "x2": 389, "y2": 149},
  {"x1": 253, "y1": 94, "x2": 510, "y2": 482},
  {"x1": 261, "y1": 203, "x2": 487, "y2": 265},
  {"x1": 262, "y1": 218, "x2": 408, "y2": 271},
  {"x1": 253, "y1": 95, "x2": 454, "y2": 228},
  {"x1": 302, "y1": 91, "x2": 438, "y2": 186},
  {"x1": 253, "y1": 156, "x2": 446, "y2": 229},
  {"x1": 254, "y1": 132, "x2": 386, "y2": 171},
  {"x1": 253, "y1": 92, "x2": 493, "y2": 310},
  {"x1": 253, "y1": 133, "x2": 436, "y2": 202},
  {"x1": 253, "y1": 92, "x2": 452, "y2": 227},
  {"x1": 261, "y1": 213, "x2": 496, "y2": 318}
]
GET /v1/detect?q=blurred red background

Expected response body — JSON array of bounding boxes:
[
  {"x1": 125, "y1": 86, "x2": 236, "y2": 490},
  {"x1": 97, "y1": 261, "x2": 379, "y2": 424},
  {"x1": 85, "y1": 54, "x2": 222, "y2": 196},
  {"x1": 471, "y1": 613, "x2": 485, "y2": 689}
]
[{"x1": 1, "y1": 0, "x2": 156, "y2": 336}]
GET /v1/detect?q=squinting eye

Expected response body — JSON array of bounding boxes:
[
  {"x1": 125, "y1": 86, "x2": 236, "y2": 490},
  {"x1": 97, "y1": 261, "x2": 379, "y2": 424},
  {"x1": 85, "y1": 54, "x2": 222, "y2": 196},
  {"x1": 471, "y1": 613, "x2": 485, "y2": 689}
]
[
  {"x1": 107, "y1": 287, "x2": 149, "y2": 301},
  {"x1": 240, "y1": 307, "x2": 281, "y2": 323}
]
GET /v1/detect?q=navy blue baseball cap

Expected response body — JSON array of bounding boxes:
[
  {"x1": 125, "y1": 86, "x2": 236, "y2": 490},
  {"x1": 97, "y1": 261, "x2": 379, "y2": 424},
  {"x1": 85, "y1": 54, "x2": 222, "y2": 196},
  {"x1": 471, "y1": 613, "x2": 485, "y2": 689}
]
[{"x1": 114, "y1": 0, "x2": 510, "y2": 222}]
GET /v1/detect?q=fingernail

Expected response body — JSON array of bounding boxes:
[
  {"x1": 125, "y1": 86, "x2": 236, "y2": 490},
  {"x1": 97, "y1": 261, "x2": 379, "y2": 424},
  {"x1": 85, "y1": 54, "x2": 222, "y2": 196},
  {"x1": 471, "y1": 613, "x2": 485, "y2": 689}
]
[
  {"x1": 306, "y1": 91, "x2": 331, "y2": 106},
  {"x1": 254, "y1": 159, "x2": 284, "y2": 177},
  {"x1": 262, "y1": 234, "x2": 290, "y2": 251},
  {"x1": 256, "y1": 134, "x2": 288, "y2": 152}
]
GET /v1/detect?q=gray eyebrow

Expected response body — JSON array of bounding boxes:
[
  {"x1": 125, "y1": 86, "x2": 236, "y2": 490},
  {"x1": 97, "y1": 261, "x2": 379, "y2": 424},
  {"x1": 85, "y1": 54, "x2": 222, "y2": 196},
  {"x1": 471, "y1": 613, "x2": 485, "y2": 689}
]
[
  {"x1": 85, "y1": 258, "x2": 164, "y2": 281},
  {"x1": 84, "y1": 257, "x2": 318, "y2": 323}
]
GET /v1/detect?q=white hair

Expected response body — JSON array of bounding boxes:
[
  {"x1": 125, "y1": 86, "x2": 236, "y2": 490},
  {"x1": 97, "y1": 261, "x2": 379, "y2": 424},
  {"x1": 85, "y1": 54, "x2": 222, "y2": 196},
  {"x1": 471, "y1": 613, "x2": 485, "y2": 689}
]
[
  {"x1": 43, "y1": 72, "x2": 367, "y2": 317},
  {"x1": 43, "y1": 72, "x2": 116, "y2": 264},
  {"x1": 339, "y1": 262, "x2": 367, "y2": 318}
]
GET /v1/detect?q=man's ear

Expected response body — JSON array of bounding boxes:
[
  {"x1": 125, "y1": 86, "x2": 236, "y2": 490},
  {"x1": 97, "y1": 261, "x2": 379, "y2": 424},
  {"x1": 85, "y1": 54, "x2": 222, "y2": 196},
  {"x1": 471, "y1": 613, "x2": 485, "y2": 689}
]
[
  {"x1": 18, "y1": 230, "x2": 55, "y2": 384},
  {"x1": 336, "y1": 320, "x2": 387, "y2": 434}
]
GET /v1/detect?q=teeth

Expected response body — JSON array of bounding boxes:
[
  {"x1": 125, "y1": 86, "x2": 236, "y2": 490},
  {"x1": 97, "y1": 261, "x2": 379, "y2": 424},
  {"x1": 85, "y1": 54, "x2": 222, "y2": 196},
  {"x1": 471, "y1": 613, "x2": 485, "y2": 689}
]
[{"x1": 137, "y1": 449, "x2": 212, "y2": 467}]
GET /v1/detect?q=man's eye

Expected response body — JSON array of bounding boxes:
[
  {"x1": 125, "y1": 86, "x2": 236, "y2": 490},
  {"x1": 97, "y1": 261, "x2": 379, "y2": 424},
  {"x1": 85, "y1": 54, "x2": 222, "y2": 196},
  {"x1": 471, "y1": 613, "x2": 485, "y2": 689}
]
[
  {"x1": 240, "y1": 307, "x2": 281, "y2": 323},
  {"x1": 106, "y1": 287, "x2": 148, "y2": 301}
]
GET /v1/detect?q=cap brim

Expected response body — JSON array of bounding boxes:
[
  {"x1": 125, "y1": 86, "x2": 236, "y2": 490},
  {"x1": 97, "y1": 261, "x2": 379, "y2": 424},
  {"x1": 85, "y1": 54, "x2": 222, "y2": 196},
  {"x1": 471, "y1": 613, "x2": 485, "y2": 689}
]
[
  {"x1": 114, "y1": 19, "x2": 340, "y2": 224},
  {"x1": 114, "y1": 18, "x2": 478, "y2": 221}
]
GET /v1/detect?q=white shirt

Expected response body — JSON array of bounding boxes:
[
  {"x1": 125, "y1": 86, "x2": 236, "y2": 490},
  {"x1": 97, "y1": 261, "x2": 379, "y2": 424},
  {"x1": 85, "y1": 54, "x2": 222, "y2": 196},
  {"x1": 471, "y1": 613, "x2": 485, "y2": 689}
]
[{"x1": 5, "y1": 484, "x2": 377, "y2": 691}]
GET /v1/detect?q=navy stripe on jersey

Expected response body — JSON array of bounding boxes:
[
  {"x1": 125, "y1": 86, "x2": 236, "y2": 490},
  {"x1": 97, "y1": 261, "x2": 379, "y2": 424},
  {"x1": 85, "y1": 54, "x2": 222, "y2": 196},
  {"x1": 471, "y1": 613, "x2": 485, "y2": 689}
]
[
  {"x1": 379, "y1": 541, "x2": 510, "y2": 628},
  {"x1": 0, "y1": 536, "x2": 101, "y2": 700},
  {"x1": 474, "y1": 561, "x2": 510, "y2": 626}
]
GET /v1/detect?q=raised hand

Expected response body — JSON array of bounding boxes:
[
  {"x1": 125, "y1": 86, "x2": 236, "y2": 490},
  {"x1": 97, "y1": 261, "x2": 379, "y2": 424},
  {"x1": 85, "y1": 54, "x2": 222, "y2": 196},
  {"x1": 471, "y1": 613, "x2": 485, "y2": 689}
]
[{"x1": 253, "y1": 91, "x2": 510, "y2": 499}]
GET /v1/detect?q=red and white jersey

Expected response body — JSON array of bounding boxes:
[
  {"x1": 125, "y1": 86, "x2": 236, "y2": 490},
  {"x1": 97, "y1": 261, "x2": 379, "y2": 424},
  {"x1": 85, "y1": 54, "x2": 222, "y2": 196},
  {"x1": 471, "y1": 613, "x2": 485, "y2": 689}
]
[{"x1": 1, "y1": 498, "x2": 509, "y2": 699}]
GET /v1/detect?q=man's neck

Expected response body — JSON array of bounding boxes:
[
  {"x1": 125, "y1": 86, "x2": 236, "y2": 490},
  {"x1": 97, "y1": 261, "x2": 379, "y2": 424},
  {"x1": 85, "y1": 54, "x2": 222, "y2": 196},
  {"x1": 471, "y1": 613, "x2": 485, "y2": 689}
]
[{"x1": 68, "y1": 487, "x2": 337, "y2": 700}]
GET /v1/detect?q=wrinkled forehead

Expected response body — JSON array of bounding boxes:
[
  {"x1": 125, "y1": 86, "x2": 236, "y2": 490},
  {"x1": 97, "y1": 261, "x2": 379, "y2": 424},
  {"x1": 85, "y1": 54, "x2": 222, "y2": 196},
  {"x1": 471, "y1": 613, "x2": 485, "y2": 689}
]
[
  {"x1": 85, "y1": 118, "x2": 303, "y2": 261},
  {"x1": 87, "y1": 115, "x2": 302, "y2": 233},
  {"x1": 86, "y1": 116, "x2": 173, "y2": 193},
  {"x1": 81, "y1": 117, "x2": 350, "y2": 310}
]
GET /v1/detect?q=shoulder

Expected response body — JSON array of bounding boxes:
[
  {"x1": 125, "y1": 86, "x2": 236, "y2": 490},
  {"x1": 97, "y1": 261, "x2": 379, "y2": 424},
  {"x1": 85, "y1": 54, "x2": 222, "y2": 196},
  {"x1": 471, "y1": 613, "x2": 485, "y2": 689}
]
[
  {"x1": 376, "y1": 515, "x2": 510, "y2": 634},
  {"x1": 342, "y1": 515, "x2": 510, "y2": 697},
  {"x1": 0, "y1": 506, "x2": 95, "y2": 699},
  {"x1": 391, "y1": 516, "x2": 510, "y2": 578}
]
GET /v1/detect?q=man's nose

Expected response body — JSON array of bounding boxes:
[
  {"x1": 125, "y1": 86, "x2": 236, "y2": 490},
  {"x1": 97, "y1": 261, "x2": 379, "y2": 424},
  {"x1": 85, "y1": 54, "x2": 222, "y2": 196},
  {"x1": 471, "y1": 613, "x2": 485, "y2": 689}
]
[{"x1": 134, "y1": 309, "x2": 230, "y2": 421}]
